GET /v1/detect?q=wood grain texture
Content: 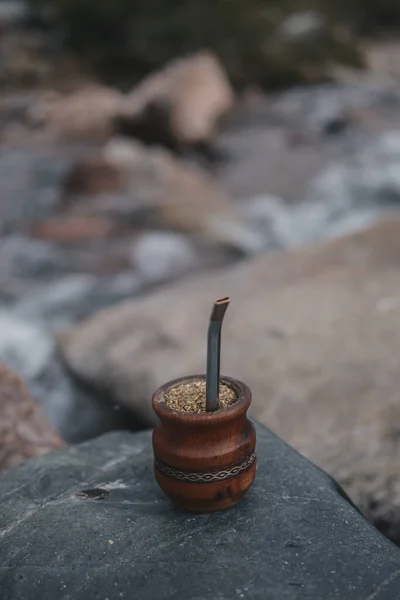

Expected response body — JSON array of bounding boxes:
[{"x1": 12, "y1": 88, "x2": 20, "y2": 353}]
[{"x1": 152, "y1": 376, "x2": 256, "y2": 512}]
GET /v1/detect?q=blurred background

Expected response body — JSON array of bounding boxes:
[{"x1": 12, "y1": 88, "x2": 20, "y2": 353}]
[{"x1": 3, "y1": 0, "x2": 400, "y2": 541}]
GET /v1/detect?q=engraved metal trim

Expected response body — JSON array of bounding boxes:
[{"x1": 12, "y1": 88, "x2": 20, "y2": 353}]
[{"x1": 154, "y1": 452, "x2": 256, "y2": 484}]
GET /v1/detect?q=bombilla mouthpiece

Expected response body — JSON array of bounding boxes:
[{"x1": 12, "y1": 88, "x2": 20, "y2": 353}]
[{"x1": 206, "y1": 297, "x2": 230, "y2": 412}]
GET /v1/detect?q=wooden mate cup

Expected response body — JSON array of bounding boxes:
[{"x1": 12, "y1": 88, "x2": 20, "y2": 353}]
[{"x1": 151, "y1": 298, "x2": 257, "y2": 512}]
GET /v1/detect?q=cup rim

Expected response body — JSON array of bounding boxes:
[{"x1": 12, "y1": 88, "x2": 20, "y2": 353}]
[{"x1": 152, "y1": 374, "x2": 251, "y2": 425}]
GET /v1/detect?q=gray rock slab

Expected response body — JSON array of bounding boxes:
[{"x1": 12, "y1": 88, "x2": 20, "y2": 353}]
[{"x1": 1, "y1": 422, "x2": 400, "y2": 600}]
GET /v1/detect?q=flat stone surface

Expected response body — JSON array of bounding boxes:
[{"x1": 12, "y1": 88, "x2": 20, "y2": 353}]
[{"x1": 0, "y1": 422, "x2": 399, "y2": 600}]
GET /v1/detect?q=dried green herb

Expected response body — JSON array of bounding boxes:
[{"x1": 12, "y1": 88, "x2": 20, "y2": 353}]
[{"x1": 165, "y1": 379, "x2": 236, "y2": 413}]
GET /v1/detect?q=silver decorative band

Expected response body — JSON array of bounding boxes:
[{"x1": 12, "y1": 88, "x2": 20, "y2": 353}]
[{"x1": 154, "y1": 452, "x2": 256, "y2": 484}]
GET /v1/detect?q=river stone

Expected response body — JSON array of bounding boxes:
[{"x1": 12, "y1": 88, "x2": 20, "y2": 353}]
[
  {"x1": 0, "y1": 423, "x2": 399, "y2": 600},
  {"x1": 60, "y1": 216, "x2": 400, "y2": 542},
  {"x1": 0, "y1": 363, "x2": 64, "y2": 473},
  {"x1": 119, "y1": 51, "x2": 234, "y2": 149},
  {"x1": 45, "y1": 85, "x2": 125, "y2": 141}
]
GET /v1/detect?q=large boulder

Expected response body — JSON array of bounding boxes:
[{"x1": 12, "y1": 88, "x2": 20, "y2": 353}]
[
  {"x1": 1, "y1": 423, "x2": 400, "y2": 600},
  {"x1": 0, "y1": 363, "x2": 64, "y2": 472},
  {"x1": 44, "y1": 85, "x2": 125, "y2": 141},
  {"x1": 116, "y1": 52, "x2": 234, "y2": 150},
  {"x1": 60, "y1": 216, "x2": 400, "y2": 541}
]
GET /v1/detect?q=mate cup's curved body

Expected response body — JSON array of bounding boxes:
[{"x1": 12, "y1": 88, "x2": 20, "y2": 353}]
[{"x1": 152, "y1": 376, "x2": 257, "y2": 512}]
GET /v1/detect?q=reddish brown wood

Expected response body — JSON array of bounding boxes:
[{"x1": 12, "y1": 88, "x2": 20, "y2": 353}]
[{"x1": 152, "y1": 376, "x2": 256, "y2": 512}]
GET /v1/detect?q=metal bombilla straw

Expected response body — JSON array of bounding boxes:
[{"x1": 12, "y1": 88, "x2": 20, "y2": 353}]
[{"x1": 206, "y1": 297, "x2": 230, "y2": 412}]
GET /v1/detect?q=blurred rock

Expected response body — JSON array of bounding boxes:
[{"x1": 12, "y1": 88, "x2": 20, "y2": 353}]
[
  {"x1": 130, "y1": 232, "x2": 198, "y2": 284},
  {"x1": 156, "y1": 159, "x2": 264, "y2": 253},
  {"x1": 0, "y1": 311, "x2": 54, "y2": 380},
  {"x1": 31, "y1": 215, "x2": 115, "y2": 243},
  {"x1": 63, "y1": 156, "x2": 126, "y2": 197},
  {"x1": 117, "y1": 52, "x2": 234, "y2": 150},
  {"x1": 103, "y1": 136, "x2": 148, "y2": 169},
  {"x1": 60, "y1": 216, "x2": 400, "y2": 541},
  {"x1": 366, "y1": 41, "x2": 400, "y2": 82},
  {"x1": 0, "y1": 311, "x2": 141, "y2": 442},
  {"x1": 46, "y1": 84, "x2": 124, "y2": 141},
  {"x1": 70, "y1": 140, "x2": 266, "y2": 255},
  {"x1": 15, "y1": 274, "x2": 140, "y2": 326},
  {"x1": 0, "y1": 362, "x2": 64, "y2": 473},
  {"x1": 17, "y1": 52, "x2": 232, "y2": 149}
]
